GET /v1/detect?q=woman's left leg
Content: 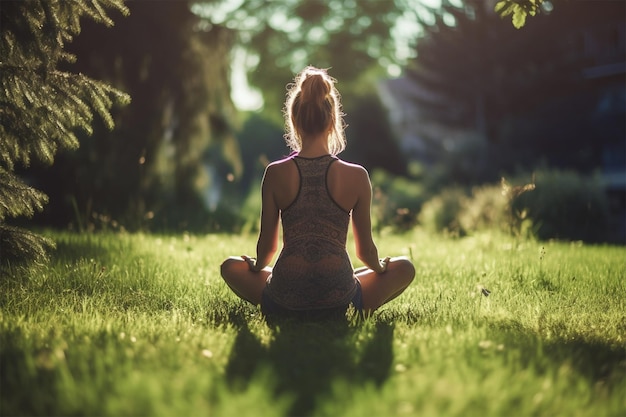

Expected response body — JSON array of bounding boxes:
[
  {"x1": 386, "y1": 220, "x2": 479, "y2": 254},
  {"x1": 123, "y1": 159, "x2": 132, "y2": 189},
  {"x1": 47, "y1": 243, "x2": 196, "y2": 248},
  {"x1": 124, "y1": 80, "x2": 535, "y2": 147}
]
[
  {"x1": 220, "y1": 256, "x2": 271, "y2": 305},
  {"x1": 355, "y1": 256, "x2": 415, "y2": 313}
]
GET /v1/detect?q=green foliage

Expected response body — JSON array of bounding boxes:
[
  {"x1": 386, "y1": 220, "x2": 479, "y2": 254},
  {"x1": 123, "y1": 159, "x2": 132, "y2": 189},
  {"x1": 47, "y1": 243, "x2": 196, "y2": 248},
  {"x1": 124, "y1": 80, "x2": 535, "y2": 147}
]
[
  {"x1": 0, "y1": 225, "x2": 54, "y2": 266},
  {"x1": 1, "y1": 232, "x2": 624, "y2": 416},
  {"x1": 0, "y1": 169, "x2": 48, "y2": 221},
  {"x1": 0, "y1": 0, "x2": 129, "y2": 170},
  {"x1": 31, "y1": 1, "x2": 241, "y2": 232},
  {"x1": 238, "y1": 181, "x2": 263, "y2": 235},
  {"x1": 458, "y1": 183, "x2": 511, "y2": 234},
  {"x1": 0, "y1": 169, "x2": 53, "y2": 264},
  {"x1": 458, "y1": 177, "x2": 536, "y2": 238},
  {"x1": 236, "y1": 113, "x2": 287, "y2": 191},
  {"x1": 513, "y1": 169, "x2": 611, "y2": 242},
  {"x1": 370, "y1": 164, "x2": 429, "y2": 233},
  {"x1": 418, "y1": 170, "x2": 612, "y2": 243},
  {"x1": 495, "y1": 0, "x2": 545, "y2": 29},
  {"x1": 369, "y1": 162, "x2": 530, "y2": 235},
  {"x1": 193, "y1": 0, "x2": 412, "y2": 120},
  {"x1": 0, "y1": 0, "x2": 129, "y2": 266},
  {"x1": 418, "y1": 187, "x2": 468, "y2": 236}
]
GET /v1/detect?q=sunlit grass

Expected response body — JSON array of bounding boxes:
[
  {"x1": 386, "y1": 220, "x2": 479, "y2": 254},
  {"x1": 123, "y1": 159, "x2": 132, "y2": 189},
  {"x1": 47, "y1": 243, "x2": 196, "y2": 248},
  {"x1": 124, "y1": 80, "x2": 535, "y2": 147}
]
[{"x1": 1, "y1": 230, "x2": 624, "y2": 416}]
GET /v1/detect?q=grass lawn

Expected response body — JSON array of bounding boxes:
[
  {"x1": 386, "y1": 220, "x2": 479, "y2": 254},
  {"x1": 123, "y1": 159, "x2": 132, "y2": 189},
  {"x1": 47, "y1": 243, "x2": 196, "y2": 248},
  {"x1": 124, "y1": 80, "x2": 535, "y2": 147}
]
[{"x1": 1, "y1": 230, "x2": 625, "y2": 416}]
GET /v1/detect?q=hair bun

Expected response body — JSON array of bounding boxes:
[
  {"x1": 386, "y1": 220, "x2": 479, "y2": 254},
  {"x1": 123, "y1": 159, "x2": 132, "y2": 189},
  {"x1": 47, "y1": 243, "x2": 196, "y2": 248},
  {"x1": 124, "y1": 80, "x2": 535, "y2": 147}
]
[{"x1": 300, "y1": 73, "x2": 330, "y2": 106}]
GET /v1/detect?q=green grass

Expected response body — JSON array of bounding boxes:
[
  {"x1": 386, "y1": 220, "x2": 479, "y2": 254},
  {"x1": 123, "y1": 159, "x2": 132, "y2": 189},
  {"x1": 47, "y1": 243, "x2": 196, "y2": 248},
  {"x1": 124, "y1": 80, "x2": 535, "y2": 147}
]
[{"x1": 1, "y1": 230, "x2": 625, "y2": 416}]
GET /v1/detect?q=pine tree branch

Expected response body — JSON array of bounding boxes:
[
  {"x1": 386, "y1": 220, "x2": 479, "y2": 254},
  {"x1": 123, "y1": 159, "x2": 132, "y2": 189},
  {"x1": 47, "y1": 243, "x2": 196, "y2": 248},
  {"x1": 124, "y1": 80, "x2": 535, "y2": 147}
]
[
  {"x1": 0, "y1": 0, "x2": 129, "y2": 267},
  {"x1": 0, "y1": 168, "x2": 48, "y2": 221},
  {"x1": 0, "y1": 224, "x2": 55, "y2": 266}
]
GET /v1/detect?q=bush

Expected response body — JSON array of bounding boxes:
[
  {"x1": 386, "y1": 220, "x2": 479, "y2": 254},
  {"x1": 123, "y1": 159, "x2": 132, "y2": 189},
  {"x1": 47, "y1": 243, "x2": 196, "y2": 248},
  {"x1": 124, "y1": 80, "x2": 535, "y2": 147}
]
[
  {"x1": 419, "y1": 169, "x2": 611, "y2": 243},
  {"x1": 418, "y1": 188, "x2": 468, "y2": 236},
  {"x1": 370, "y1": 164, "x2": 430, "y2": 232},
  {"x1": 460, "y1": 177, "x2": 537, "y2": 238},
  {"x1": 513, "y1": 169, "x2": 610, "y2": 242},
  {"x1": 458, "y1": 184, "x2": 510, "y2": 233}
]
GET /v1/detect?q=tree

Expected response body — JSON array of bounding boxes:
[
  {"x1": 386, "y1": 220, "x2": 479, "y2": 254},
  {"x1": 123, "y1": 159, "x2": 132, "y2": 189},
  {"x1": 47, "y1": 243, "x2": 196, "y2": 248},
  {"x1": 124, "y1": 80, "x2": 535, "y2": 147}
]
[
  {"x1": 404, "y1": 0, "x2": 623, "y2": 179},
  {"x1": 407, "y1": 0, "x2": 565, "y2": 139},
  {"x1": 31, "y1": 0, "x2": 241, "y2": 232},
  {"x1": 193, "y1": 0, "x2": 405, "y2": 117},
  {"x1": 0, "y1": 0, "x2": 129, "y2": 266}
]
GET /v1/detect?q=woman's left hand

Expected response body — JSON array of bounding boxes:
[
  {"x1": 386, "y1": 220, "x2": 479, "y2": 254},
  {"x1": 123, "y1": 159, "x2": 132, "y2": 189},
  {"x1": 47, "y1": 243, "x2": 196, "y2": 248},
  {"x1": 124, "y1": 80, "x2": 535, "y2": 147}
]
[
  {"x1": 241, "y1": 255, "x2": 259, "y2": 272},
  {"x1": 378, "y1": 256, "x2": 391, "y2": 274}
]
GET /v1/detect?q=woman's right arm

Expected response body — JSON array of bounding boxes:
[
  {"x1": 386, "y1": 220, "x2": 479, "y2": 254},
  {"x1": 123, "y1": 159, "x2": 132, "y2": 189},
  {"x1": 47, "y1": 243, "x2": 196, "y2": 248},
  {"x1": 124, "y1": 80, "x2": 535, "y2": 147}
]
[
  {"x1": 252, "y1": 165, "x2": 280, "y2": 271},
  {"x1": 351, "y1": 167, "x2": 387, "y2": 274}
]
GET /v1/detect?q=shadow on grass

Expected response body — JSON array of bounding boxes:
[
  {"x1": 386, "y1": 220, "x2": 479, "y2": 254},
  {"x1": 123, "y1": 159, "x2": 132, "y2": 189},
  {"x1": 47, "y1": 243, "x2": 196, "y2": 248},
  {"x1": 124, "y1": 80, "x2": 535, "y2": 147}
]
[
  {"x1": 225, "y1": 312, "x2": 394, "y2": 416},
  {"x1": 488, "y1": 319, "x2": 626, "y2": 389}
]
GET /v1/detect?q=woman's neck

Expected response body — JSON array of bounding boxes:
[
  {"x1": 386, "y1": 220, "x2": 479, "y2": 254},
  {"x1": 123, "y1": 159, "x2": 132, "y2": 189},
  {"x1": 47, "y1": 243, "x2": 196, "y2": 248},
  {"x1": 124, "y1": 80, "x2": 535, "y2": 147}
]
[{"x1": 298, "y1": 133, "x2": 330, "y2": 157}]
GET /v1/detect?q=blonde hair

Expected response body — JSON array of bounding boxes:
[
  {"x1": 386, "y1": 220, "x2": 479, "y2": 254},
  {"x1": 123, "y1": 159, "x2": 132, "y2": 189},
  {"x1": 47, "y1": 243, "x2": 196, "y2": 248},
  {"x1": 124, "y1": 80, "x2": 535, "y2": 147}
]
[{"x1": 283, "y1": 66, "x2": 346, "y2": 155}]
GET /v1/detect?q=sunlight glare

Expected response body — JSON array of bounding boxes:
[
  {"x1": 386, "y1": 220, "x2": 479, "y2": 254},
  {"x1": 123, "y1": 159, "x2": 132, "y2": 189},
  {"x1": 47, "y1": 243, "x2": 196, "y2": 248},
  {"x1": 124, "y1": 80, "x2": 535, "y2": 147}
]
[
  {"x1": 307, "y1": 26, "x2": 328, "y2": 44},
  {"x1": 231, "y1": 47, "x2": 263, "y2": 112},
  {"x1": 387, "y1": 63, "x2": 402, "y2": 77},
  {"x1": 190, "y1": 0, "x2": 243, "y2": 25}
]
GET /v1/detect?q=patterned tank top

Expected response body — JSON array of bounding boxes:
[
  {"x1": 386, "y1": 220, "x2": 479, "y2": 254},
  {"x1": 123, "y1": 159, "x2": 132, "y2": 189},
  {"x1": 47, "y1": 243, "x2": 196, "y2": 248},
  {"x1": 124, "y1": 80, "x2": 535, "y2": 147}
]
[{"x1": 265, "y1": 154, "x2": 358, "y2": 310}]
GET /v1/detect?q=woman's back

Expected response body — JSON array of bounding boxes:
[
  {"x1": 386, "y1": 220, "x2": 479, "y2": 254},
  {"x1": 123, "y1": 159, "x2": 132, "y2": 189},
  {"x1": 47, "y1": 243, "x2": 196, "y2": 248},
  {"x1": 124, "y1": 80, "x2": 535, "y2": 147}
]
[{"x1": 264, "y1": 154, "x2": 360, "y2": 310}]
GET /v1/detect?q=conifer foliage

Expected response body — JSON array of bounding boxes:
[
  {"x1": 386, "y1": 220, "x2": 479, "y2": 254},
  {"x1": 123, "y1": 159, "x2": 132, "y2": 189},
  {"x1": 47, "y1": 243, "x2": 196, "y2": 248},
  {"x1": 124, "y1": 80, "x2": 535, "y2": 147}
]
[{"x1": 0, "y1": 0, "x2": 129, "y2": 266}]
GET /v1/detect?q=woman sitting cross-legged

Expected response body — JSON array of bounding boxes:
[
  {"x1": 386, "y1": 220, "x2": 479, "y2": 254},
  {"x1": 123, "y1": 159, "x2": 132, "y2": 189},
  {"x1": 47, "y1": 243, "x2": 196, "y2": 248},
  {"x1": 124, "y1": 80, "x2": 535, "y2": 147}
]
[{"x1": 220, "y1": 66, "x2": 415, "y2": 320}]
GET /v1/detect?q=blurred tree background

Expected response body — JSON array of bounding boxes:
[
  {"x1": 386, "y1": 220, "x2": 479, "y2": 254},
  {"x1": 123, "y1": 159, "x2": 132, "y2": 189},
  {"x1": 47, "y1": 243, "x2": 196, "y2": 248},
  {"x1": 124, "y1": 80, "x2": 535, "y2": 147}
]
[
  {"x1": 5, "y1": 0, "x2": 624, "y2": 247},
  {"x1": 26, "y1": 0, "x2": 415, "y2": 234},
  {"x1": 378, "y1": 0, "x2": 624, "y2": 242},
  {"x1": 401, "y1": 0, "x2": 624, "y2": 180},
  {"x1": 1, "y1": 0, "x2": 129, "y2": 264},
  {"x1": 27, "y1": 0, "x2": 242, "y2": 232}
]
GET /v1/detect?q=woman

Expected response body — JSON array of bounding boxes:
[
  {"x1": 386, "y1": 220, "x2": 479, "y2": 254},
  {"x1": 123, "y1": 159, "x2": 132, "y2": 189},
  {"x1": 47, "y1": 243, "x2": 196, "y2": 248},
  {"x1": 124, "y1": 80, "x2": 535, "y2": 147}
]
[{"x1": 220, "y1": 66, "x2": 415, "y2": 319}]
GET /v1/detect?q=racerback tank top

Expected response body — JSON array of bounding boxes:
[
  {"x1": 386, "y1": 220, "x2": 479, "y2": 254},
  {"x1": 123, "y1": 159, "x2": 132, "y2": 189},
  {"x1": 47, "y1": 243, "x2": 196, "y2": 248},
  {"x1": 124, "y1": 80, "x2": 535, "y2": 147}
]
[{"x1": 265, "y1": 154, "x2": 358, "y2": 310}]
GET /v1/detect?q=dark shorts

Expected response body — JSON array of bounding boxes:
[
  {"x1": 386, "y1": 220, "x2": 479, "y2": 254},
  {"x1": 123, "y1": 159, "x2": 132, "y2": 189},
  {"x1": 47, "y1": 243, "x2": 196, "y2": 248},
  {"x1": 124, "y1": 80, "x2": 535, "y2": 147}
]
[{"x1": 261, "y1": 280, "x2": 363, "y2": 321}]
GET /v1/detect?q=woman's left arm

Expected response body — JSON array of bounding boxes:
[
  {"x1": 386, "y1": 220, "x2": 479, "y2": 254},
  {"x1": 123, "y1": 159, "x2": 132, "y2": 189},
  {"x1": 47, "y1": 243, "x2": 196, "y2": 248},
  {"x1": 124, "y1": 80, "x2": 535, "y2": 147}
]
[{"x1": 252, "y1": 165, "x2": 280, "y2": 271}]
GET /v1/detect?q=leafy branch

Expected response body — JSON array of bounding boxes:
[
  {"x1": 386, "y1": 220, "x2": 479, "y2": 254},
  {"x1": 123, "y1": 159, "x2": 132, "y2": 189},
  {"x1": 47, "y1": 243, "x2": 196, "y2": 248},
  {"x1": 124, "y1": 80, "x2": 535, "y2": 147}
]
[{"x1": 495, "y1": 0, "x2": 548, "y2": 28}]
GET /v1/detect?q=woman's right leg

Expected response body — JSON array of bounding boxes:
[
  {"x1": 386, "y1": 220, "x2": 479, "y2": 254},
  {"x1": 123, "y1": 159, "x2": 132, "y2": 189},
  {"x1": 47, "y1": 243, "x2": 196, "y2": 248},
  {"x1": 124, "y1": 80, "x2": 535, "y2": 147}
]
[
  {"x1": 220, "y1": 256, "x2": 271, "y2": 305},
  {"x1": 356, "y1": 256, "x2": 415, "y2": 313}
]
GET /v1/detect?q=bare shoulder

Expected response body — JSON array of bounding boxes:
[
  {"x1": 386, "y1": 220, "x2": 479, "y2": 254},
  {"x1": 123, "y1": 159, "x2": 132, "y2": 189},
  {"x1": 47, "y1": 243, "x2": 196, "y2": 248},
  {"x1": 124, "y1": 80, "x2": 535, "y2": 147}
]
[
  {"x1": 267, "y1": 155, "x2": 295, "y2": 169},
  {"x1": 265, "y1": 156, "x2": 296, "y2": 176},
  {"x1": 334, "y1": 159, "x2": 370, "y2": 181}
]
